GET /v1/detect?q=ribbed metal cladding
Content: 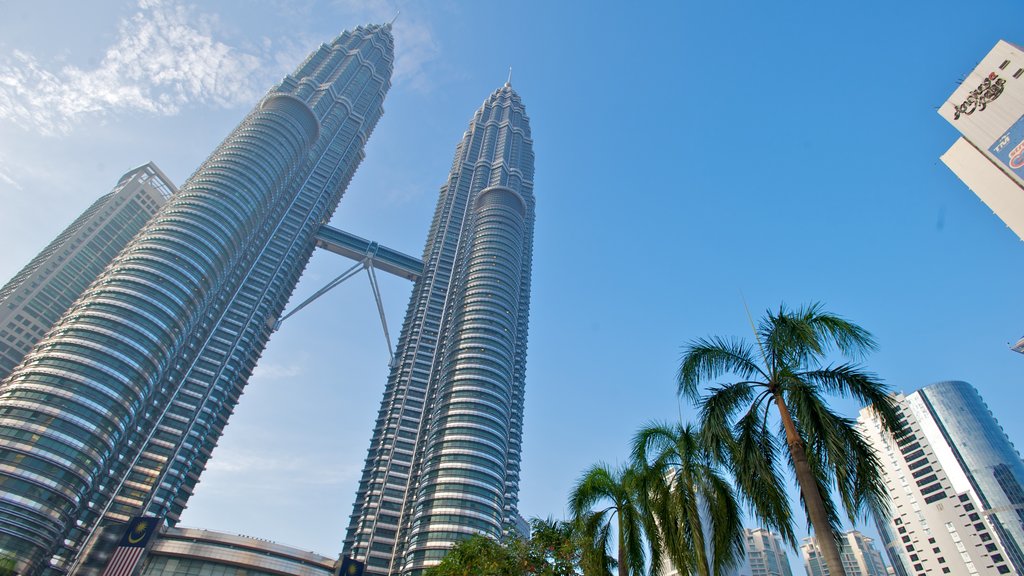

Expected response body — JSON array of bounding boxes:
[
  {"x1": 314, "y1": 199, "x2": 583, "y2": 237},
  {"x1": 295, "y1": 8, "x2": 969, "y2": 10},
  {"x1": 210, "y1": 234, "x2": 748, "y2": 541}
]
[
  {"x1": 404, "y1": 187, "x2": 527, "y2": 565},
  {"x1": 0, "y1": 24, "x2": 393, "y2": 575},
  {"x1": 344, "y1": 83, "x2": 534, "y2": 576}
]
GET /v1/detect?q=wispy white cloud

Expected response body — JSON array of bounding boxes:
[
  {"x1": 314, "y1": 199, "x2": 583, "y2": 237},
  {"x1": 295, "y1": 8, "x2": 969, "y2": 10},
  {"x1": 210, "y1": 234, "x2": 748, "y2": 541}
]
[
  {"x1": 331, "y1": 0, "x2": 440, "y2": 91},
  {"x1": 0, "y1": 0, "x2": 276, "y2": 135},
  {"x1": 0, "y1": 161, "x2": 21, "y2": 191},
  {"x1": 251, "y1": 359, "x2": 306, "y2": 381},
  {"x1": 205, "y1": 451, "x2": 357, "y2": 486}
]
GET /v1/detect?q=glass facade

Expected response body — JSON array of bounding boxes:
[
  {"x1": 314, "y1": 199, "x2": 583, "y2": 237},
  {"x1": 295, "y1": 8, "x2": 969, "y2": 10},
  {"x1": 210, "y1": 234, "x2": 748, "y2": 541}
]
[
  {"x1": 0, "y1": 24, "x2": 393, "y2": 575},
  {"x1": 141, "y1": 527, "x2": 337, "y2": 576},
  {"x1": 918, "y1": 381, "x2": 1024, "y2": 573},
  {"x1": 343, "y1": 83, "x2": 535, "y2": 575},
  {"x1": 0, "y1": 163, "x2": 173, "y2": 380},
  {"x1": 860, "y1": 382, "x2": 1022, "y2": 576}
]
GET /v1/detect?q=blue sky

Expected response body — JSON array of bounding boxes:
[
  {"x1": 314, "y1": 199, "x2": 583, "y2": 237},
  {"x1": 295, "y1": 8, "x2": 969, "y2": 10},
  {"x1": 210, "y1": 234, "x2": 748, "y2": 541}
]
[{"x1": 2, "y1": 0, "x2": 1023, "y2": 567}]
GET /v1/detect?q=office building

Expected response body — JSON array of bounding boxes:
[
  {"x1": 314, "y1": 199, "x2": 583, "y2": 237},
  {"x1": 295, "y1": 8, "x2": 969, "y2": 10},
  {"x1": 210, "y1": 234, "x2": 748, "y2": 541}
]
[
  {"x1": 343, "y1": 81, "x2": 536, "y2": 575},
  {"x1": 0, "y1": 163, "x2": 173, "y2": 380},
  {"x1": 939, "y1": 40, "x2": 1024, "y2": 239},
  {"x1": 801, "y1": 531, "x2": 887, "y2": 576},
  {"x1": 0, "y1": 23, "x2": 394, "y2": 575},
  {"x1": 858, "y1": 381, "x2": 1024, "y2": 576},
  {"x1": 731, "y1": 528, "x2": 794, "y2": 576}
]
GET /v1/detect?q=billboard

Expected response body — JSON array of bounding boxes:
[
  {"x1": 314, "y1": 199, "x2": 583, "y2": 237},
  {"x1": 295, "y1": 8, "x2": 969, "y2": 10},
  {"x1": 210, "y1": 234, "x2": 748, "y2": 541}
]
[
  {"x1": 989, "y1": 113, "x2": 1024, "y2": 178},
  {"x1": 939, "y1": 40, "x2": 1024, "y2": 189}
]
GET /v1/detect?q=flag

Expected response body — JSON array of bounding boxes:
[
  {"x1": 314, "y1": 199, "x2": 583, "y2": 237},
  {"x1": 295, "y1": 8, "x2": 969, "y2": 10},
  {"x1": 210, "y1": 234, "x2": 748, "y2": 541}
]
[
  {"x1": 101, "y1": 516, "x2": 160, "y2": 576},
  {"x1": 338, "y1": 557, "x2": 365, "y2": 576}
]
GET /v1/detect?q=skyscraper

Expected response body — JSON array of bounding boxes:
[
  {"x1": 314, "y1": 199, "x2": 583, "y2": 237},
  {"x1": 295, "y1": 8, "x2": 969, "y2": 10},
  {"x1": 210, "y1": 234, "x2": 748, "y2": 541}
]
[
  {"x1": 858, "y1": 381, "x2": 1024, "y2": 576},
  {"x1": 801, "y1": 531, "x2": 888, "y2": 576},
  {"x1": 0, "y1": 163, "x2": 174, "y2": 381},
  {"x1": 343, "y1": 81, "x2": 535, "y2": 575},
  {"x1": 734, "y1": 528, "x2": 794, "y2": 576},
  {"x1": 0, "y1": 23, "x2": 394, "y2": 575}
]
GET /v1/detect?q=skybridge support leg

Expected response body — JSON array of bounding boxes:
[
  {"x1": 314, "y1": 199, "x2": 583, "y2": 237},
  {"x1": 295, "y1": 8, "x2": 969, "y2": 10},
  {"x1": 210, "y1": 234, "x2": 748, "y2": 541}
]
[
  {"x1": 273, "y1": 261, "x2": 365, "y2": 330},
  {"x1": 365, "y1": 263, "x2": 395, "y2": 366},
  {"x1": 274, "y1": 258, "x2": 396, "y2": 367}
]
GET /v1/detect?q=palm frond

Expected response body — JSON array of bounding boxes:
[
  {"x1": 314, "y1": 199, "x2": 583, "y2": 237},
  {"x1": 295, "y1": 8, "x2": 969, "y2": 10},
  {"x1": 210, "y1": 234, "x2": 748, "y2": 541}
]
[
  {"x1": 731, "y1": 409, "x2": 795, "y2": 545},
  {"x1": 699, "y1": 382, "x2": 756, "y2": 461},
  {"x1": 679, "y1": 337, "x2": 765, "y2": 401}
]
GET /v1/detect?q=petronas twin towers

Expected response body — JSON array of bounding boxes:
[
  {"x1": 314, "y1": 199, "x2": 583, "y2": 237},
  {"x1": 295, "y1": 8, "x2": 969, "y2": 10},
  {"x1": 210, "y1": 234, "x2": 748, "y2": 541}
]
[{"x1": 0, "y1": 23, "x2": 535, "y2": 576}]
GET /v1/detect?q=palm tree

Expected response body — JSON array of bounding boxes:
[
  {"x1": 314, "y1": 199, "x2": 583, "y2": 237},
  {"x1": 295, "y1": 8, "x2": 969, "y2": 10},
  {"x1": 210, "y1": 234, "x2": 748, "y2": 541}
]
[
  {"x1": 569, "y1": 464, "x2": 657, "y2": 576},
  {"x1": 633, "y1": 422, "x2": 743, "y2": 576},
  {"x1": 678, "y1": 303, "x2": 904, "y2": 576}
]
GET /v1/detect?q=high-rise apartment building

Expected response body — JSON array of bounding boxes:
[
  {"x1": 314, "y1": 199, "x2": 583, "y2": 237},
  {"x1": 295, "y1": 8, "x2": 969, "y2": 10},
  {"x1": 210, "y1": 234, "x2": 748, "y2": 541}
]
[
  {"x1": 801, "y1": 531, "x2": 888, "y2": 576},
  {"x1": 858, "y1": 381, "x2": 1024, "y2": 576},
  {"x1": 939, "y1": 40, "x2": 1024, "y2": 239},
  {"x1": 0, "y1": 163, "x2": 174, "y2": 380},
  {"x1": 731, "y1": 528, "x2": 794, "y2": 576},
  {"x1": 343, "y1": 81, "x2": 535, "y2": 575},
  {"x1": 0, "y1": 24, "x2": 394, "y2": 575}
]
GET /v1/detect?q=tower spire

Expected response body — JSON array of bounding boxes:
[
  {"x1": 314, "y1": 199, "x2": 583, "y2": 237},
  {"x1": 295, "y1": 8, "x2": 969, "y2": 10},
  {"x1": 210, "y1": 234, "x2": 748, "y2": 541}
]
[
  {"x1": 506, "y1": 66, "x2": 512, "y2": 87},
  {"x1": 390, "y1": 11, "x2": 400, "y2": 25}
]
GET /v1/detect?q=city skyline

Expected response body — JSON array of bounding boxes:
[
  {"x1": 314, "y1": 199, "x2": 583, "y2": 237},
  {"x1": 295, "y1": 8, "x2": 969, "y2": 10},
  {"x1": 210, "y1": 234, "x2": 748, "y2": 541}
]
[{"x1": 1, "y1": 0, "x2": 1024, "y2": 567}]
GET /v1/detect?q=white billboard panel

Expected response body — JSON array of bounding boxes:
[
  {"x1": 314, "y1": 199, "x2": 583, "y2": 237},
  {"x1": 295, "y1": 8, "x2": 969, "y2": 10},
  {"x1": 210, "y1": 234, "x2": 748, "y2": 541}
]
[{"x1": 940, "y1": 41, "x2": 1024, "y2": 192}]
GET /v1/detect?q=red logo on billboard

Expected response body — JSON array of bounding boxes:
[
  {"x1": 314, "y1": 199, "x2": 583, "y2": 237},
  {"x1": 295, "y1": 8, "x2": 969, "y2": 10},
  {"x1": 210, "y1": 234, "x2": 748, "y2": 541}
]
[{"x1": 1009, "y1": 140, "x2": 1024, "y2": 169}]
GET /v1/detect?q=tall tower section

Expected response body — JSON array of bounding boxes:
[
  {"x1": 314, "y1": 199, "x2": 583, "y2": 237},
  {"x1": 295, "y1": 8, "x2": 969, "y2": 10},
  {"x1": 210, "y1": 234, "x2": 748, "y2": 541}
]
[
  {"x1": 0, "y1": 24, "x2": 393, "y2": 575},
  {"x1": 0, "y1": 163, "x2": 174, "y2": 381},
  {"x1": 344, "y1": 82, "x2": 535, "y2": 575}
]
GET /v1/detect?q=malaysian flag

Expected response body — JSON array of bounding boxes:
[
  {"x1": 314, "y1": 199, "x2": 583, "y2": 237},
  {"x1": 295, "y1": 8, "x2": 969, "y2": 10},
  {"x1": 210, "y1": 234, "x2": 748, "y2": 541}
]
[{"x1": 101, "y1": 516, "x2": 160, "y2": 576}]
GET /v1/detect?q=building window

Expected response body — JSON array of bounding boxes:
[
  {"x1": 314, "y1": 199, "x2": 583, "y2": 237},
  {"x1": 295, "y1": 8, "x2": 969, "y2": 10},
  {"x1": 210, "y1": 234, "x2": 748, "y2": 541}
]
[{"x1": 1000, "y1": 59, "x2": 1010, "y2": 69}]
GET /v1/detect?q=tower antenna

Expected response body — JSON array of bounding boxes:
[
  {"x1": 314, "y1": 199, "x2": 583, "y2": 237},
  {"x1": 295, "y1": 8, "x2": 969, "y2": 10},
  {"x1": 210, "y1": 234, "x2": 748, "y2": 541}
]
[
  {"x1": 390, "y1": 11, "x2": 400, "y2": 25},
  {"x1": 506, "y1": 66, "x2": 512, "y2": 86}
]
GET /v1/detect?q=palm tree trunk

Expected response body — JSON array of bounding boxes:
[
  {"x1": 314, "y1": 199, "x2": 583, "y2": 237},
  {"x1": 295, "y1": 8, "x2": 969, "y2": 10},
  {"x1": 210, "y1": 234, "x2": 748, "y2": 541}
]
[
  {"x1": 618, "y1": 515, "x2": 628, "y2": 576},
  {"x1": 773, "y1": 392, "x2": 847, "y2": 576}
]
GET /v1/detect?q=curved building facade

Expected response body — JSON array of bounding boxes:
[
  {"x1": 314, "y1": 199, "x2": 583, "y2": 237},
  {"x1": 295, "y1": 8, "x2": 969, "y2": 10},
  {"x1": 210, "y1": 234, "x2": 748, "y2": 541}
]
[
  {"x1": 344, "y1": 83, "x2": 535, "y2": 575},
  {"x1": 141, "y1": 527, "x2": 338, "y2": 576},
  {"x1": 859, "y1": 381, "x2": 1024, "y2": 576},
  {"x1": 917, "y1": 381, "x2": 1024, "y2": 572},
  {"x1": 0, "y1": 163, "x2": 174, "y2": 382},
  {"x1": 0, "y1": 24, "x2": 394, "y2": 575}
]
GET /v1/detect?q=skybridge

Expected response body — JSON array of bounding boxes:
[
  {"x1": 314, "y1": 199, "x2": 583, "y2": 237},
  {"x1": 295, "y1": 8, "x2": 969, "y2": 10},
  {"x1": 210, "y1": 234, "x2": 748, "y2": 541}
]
[{"x1": 274, "y1": 224, "x2": 422, "y2": 364}]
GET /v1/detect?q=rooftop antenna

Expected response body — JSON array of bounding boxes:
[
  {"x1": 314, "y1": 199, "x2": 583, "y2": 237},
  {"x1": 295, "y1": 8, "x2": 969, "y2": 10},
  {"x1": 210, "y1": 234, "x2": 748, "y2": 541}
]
[
  {"x1": 390, "y1": 11, "x2": 400, "y2": 25},
  {"x1": 506, "y1": 66, "x2": 512, "y2": 86}
]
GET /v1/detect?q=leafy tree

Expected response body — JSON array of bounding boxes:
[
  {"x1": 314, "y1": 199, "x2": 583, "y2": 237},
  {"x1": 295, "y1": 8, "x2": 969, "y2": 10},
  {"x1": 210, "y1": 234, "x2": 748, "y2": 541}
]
[
  {"x1": 425, "y1": 534, "x2": 524, "y2": 576},
  {"x1": 528, "y1": 518, "x2": 585, "y2": 576},
  {"x1": 424, "y1": 518, "x2": 597, "y2": 576},
  {"x1": 678, "y1": 303, "x2": 904, "y2": 576},
  {"x1": 0, "y1": 553, "x2": 15, "y2": 576},
  {"x1": 569, "y1": 464, "x2": 657, "y2": 576},
  {"x1": 633, "y1": 422, "x2": 743, "y2": 576}
]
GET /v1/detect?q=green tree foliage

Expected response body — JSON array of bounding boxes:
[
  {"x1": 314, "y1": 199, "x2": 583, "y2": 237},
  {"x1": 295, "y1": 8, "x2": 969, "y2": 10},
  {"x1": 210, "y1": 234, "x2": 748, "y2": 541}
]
[
  {"x1": 633, "y1": 423, "x2": 743, "y2": 576},
  {"x1": 569, "y1": 464, "x2": 656, "y2": 576},
  {"x1": 425, "y1": 534, "x2": 524, "y2": 576},
  {"x1": 0, "y1": 553, "x2": 15, "y2": 576},
  {"x1": 678, "y1": 303, "x2": 905, "y2": 576},
  {"x1": 424, "y1": 518, "x2": 598, "y2": 576}
]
